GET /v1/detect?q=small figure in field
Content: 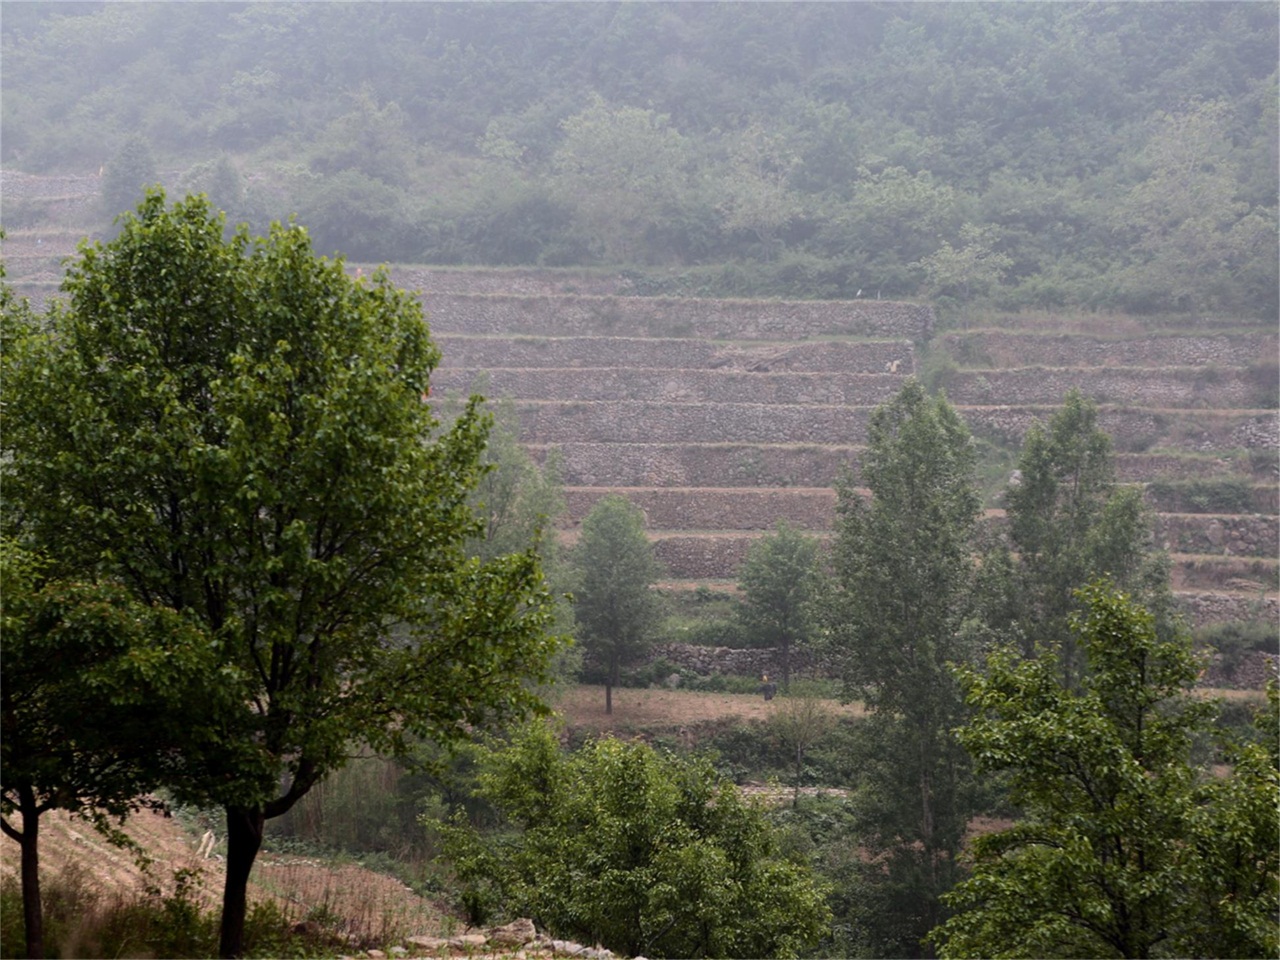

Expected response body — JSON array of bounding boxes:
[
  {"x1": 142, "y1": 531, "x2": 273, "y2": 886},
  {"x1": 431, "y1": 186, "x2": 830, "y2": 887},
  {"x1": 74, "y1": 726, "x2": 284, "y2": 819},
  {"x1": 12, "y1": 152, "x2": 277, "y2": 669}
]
[{"x1": 761, "y1": 673, "x2": 777, "y2": 701}]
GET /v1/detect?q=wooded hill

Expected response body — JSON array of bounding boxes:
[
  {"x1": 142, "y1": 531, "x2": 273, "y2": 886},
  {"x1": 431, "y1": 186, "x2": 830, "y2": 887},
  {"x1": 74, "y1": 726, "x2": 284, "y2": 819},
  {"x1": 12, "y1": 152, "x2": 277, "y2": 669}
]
[{"x1": 2, "y1": 2, "x2": 1276, "y2": 316}]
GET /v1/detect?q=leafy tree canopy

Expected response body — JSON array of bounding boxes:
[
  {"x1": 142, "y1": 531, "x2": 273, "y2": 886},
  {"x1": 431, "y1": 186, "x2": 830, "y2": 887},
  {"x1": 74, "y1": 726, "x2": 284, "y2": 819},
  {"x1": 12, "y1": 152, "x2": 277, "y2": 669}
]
[
  {"x1": 932, "y1": 583, "x2": 1279, "y2": 959},
  {"x1": 437, "y1": 724, "x2": 832, "y2": 959},
  {"x1": 1, "y1": 191, "x2": 564, "y2": 957}
]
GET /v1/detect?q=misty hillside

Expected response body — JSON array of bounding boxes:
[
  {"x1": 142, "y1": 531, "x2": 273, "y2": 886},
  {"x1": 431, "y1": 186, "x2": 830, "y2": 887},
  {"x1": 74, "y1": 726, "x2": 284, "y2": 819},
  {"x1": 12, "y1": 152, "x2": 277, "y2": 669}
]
[{"x1": 2, "y1": 2, "x2": 1276, "y2": 316}]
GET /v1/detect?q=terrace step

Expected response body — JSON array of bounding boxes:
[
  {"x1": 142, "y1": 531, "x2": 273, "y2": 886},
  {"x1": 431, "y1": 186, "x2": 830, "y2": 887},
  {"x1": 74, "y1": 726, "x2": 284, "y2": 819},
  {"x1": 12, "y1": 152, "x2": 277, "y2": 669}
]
[
  {"x1": 1170, "y1": 554, "x2": 1278, "y2": 592},
  {"x1": 434, "y1": 334, "x2": 915, "y2": 373},
  {"x1": 944, "y1": 366, "x2": 1276, "y2": 409},
  {"x1": 561, "y1": 486, "x2": 837, "y2": 531},
  {"x1": 528, "y1": 442, "x2": 864, "y2": 488},
  {"x1": 419, "y1": 291, "x2": 934, "y2": 340},
  {"x1": 937, "y1": 330, "x2": 1277, "y2": 369},
  {"x1": 435, "y1": 367, "x2": 910, "y2": 406}
]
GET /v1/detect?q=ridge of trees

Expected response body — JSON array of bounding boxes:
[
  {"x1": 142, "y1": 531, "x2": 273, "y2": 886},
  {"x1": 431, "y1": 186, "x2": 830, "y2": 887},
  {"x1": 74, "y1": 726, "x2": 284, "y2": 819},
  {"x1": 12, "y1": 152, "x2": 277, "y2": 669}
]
[{"x1": 3, "y1": 3, "x2": 1275, "y2": 314}]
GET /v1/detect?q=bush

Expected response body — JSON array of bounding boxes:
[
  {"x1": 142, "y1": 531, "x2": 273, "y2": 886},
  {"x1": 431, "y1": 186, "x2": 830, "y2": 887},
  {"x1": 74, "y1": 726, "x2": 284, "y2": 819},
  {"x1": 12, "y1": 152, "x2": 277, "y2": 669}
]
[{"x1": 434, "y1": 724, "x2": 832, "y2": 958}]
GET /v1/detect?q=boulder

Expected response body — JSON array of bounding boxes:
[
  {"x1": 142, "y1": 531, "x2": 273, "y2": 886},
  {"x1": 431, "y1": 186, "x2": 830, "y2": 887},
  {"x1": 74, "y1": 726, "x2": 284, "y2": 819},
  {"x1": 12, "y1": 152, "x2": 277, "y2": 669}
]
[{"x1": 489, "y1": 918, "x2": 537, "y2": 947}]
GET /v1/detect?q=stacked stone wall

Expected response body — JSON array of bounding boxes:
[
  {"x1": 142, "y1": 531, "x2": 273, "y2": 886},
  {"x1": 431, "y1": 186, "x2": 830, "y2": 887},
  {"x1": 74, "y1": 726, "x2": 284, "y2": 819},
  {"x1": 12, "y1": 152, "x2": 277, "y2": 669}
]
[
  {"x1": 939, "y1": 331, "x2": 1278, "y2": 369},
  {"x1": 436, "y1": 335, "x2": 915, "y2": 373},
  {"x1": 649, "y1": 643, "x2": 815, "y2": 679},
  {"x1": 1115, "y1": 454, "x2": 1259, "y2": 483},
  {"x1": 436, "y1": 368, "x2": 907, "y2": 406},
  {"x1": 421, "y1": 292, "x2": 934, "y2": 341},
  {"x1": 1178, "y1": 593, "x2": 1279, "y2": 626},
  {"x1": 514, "y1": 400, "x2": 871, "y2": 445},
  {"x1": 965, "y1": 407, "x2": 1280, "y2": 454},
  {"x1": 1154, "y1": 514, "x2": 1277, "y2": 559},
  {"x1": 946, "y1": 367, "x2": 1267, "y2": 409},
  {"x1": 391, "y1": 266, "x2": 629, "y2": 297},
  {"x1": 530, "y1": 442, "x2": 862, "y2": 488},
  {"x1": 562, "y1": 487, "x2": 837, "y2": 530},
  {"x1": 652, "y1": 535, "x2": 764, "y2": 580}
]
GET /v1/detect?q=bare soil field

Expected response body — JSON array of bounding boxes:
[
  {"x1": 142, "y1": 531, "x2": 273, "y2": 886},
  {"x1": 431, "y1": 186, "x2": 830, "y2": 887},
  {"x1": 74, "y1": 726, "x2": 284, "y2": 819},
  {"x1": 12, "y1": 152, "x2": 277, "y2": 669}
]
[{"x1": 550, "y1": 684, "x2": 865, "y2": 735}]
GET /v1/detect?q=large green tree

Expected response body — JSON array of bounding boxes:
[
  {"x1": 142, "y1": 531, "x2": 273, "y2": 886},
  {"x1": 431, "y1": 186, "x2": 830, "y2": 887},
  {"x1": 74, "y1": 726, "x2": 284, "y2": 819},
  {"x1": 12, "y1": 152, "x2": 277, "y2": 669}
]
[
  {"x1": 820, "y1": 379, "x2": 981, "y2": 956},
  {"x1": 932, "y1": 584, "x2": 1279, "y2": 959},
  {"x1": 438, "y1": 724, "x2": 832, "y2": 958},
  {"x1": 0, "y1": 541, "x2": 227, "y2": 960},
  {"x1": 570, "y1": 494, "x2": 664, "y2": 715},
  {"x1": 737, "y1": 520, "x2": 819, "y2": 692},
  {"x1": 1, "y1": 192, "x2": 562, "y2": 958}
]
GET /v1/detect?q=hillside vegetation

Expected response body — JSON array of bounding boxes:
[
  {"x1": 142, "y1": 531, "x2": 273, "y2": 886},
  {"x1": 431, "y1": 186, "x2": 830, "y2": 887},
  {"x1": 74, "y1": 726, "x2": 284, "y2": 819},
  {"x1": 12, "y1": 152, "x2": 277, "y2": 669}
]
[{"x1": 3, "y1": 2, "x2": 1276, "y2": 314}]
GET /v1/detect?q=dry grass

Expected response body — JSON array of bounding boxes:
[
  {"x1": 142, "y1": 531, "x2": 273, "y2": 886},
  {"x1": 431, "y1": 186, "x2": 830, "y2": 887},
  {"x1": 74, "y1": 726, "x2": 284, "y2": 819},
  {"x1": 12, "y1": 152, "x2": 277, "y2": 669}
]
[{"x1": 551, "y1": 684, "x2": 865, "y2": 734}]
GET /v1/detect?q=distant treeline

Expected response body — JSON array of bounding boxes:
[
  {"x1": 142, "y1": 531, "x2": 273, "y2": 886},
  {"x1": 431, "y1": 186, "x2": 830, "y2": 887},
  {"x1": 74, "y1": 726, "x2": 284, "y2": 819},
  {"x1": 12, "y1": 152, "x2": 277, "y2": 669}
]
[{"x1": 3, "y1": 2, "x2": 1276, "y2": 314}]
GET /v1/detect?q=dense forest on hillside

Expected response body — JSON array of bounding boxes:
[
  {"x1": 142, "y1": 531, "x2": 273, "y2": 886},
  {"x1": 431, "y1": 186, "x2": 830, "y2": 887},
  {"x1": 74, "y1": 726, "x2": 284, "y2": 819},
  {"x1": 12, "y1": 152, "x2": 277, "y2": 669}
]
[{"x1": 3, "y1": 2, "x2": 1276, "y2": 315}]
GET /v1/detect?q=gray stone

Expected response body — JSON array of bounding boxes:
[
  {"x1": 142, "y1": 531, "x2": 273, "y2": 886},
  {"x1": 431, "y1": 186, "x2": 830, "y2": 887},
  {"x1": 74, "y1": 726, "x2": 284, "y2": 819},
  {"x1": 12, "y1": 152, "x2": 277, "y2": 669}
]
[{"x1": 489, "y1": 918, "x2": 537, "y2": 947}]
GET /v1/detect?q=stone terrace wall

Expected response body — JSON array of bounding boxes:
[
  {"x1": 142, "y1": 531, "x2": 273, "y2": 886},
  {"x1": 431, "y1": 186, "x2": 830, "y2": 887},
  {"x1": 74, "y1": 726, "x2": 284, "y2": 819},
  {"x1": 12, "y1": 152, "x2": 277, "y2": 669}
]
[
  {"x1": 421, "y1": 293, "x2": 935, "y2": 341},
  {"x1": 1154, "y1": 514, "x2": 1277, "y2": 559},
  {"x1": 1115, "y1": 453, "x2": 1260, "y2": 483},
  {"x1": 1180, "y1": 593, "x2": 1280, "y2": 626},
  {"x1": 391, "y1": 266, "x2": 629, "y2": 297},
  {"x1": 435, "y1": 368, "x2": 907, "y2": 406},
  {"x1": 514, "y1": 400, "x2": 871, "y2": 445},
  {"x1": 650, "y1": 643, "x2": 815, "y2": 679},
  {"x1": 530, "y1": 443, "x2": 862, "y2": 488},
  {"x1": 938, "y1": 331, "x2": 1278, "y2": 369},
  {"x1": 964, "y1": 407, "x2": 1280, "y2": 454},
  {"x1": 945, "y1": 368, "x2": 1268, "y2": 409},
  {"x1": 561, "y1": 487, "x2": 837, "y2": 531},
  {"x1": 652, "y1": 534, "x2": 764, "y2": 580},
  {"x1": 435, "y1": 335, "x2": 916, "y2": 373}
]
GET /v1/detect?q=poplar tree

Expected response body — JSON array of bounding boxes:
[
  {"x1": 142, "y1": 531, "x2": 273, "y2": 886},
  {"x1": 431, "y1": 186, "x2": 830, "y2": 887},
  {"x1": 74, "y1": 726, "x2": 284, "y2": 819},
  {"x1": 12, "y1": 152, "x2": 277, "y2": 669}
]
[{"x1": 821, "y1": 380, "x2": 981, "y2": 955}]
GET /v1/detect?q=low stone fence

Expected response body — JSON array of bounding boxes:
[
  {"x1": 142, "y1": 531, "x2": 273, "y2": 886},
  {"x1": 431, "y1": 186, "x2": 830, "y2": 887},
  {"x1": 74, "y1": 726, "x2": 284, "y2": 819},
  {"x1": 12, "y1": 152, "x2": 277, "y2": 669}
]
[
  {"x1": 435, "y1": 334, "x2": 916, "y2": 374},
  {"x1": 435, "y1": 368, "x2": 908, "y2": 406},
  {"x1": 945, "y1": 367, "x2": 1268, "y2": 409},
  {"x1": 1178, "y1": 592, "x2": 1279, "y2": 626},
  {"x1": 391, "y1": 266, "x2": 629, "y2": 297},
  {"x1": 649, "y1": 642, "x2": 816, "y2": 679},
  {"x1": 420, "y1": 292, "x2": 935, "y2": 341},
  {"x1": 1115, "y1": 454, "x2": 1259, "y2": 484},
  {"x1": 939, "y1": 331, "x2": 1278, "y2": 370},
  {"x1": 561, "y1": 487, "x2": 837, "y2": 530},
  {"x1": 530, "y1": 442, "x2": 863, "y2": 488}
]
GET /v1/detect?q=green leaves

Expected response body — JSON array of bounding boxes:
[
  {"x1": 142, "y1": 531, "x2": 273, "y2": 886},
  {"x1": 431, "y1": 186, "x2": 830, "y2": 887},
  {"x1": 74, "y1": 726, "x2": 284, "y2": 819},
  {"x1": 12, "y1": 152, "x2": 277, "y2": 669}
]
[
  {"x1": 934, "y1": 585, "x2": 1277, "y2": 959},
  {"x1": 437, "y1": 725, "x2": 832, "y2": 958}
]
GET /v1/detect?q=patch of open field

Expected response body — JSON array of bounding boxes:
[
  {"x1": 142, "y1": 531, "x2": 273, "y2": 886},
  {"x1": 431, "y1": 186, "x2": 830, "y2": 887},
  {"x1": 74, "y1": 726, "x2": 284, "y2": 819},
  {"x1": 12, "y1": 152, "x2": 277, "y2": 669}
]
[{"x1": 550, "y1": 683, "x2": 865, "y2": 734}]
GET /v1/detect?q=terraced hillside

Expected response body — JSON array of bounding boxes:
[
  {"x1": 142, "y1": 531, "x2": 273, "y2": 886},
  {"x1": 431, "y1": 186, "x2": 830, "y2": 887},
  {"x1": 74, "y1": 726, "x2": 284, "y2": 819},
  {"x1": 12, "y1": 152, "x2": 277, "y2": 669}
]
[{"x1": 2, "y1": 171, "x2": 1276, "y2": 631}]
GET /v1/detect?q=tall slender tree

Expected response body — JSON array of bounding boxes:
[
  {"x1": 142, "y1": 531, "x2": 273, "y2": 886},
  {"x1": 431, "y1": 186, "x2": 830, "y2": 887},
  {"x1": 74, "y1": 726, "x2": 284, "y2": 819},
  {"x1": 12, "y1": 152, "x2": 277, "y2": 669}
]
[
  {"x1": 820, "y1": 379, "x2": 981, "y2": 956},
  {"x1": 737, "y1": 520, "x2": 819, "y2": 692},
  {"x1": 570, "y1": 495, "x2": 664, "y2": 715}
]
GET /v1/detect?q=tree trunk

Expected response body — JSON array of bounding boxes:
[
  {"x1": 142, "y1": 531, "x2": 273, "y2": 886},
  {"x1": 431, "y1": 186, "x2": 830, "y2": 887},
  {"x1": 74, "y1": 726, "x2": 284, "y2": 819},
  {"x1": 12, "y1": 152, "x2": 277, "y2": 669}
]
[
  {"x1": 219, "y1": 805, "x2": 265, "y2": 959},
  {"x1": 14, "y1": 788, "x2": 43, "y2": 960},
  {"x1": 781, "y1": 637, "x2": 791, "y2": 693},
  {"x1": 606, "y1": 653, "x2": 618, "y2": 715}
]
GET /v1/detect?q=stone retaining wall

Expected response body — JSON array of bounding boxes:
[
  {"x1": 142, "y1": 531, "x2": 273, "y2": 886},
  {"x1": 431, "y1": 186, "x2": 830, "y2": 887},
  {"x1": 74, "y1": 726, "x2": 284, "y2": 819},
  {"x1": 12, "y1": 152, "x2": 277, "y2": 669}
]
[
  {"x1": 513, "y1": 400, "x2": 872, "y2": 445},
  {"x1": 964, "y1": 407, "x2": 1280, "y2": 454},
  {"x1": 421, "y1": 292, "x2": 935, "y2": 341},
  {"x1": 939, "y1": 331, "x2": 1278, "y2": 369},
  {"x1": 1178, "y1": 592, "x2": 1280, "y2": 626},
  {"x1": 436, "y1": 368, "x2": 908, "y2": 406},
  {"x1": 1116, "y1": 454, "x2": 1258, "y2": 483},
  {"x1": 946, "y1": 367, "x2": 1268, "y2": 409},
  {"x1": 561, "y1": 487, "x2": 837, "y2": 530},
  {"x1": 649, "y1": 643, "x2": 815, "y2": 679},
  {"x1": 391, "y1": 266, "x2": 629, "y2": 297},
  {"x1": 530, "y1": 442, "x2": 862, "y2": 488},
  {"x1": 436, "y1": 335, "x2": 916, "y2": 373},
  {"x1": 1154, "y1": 514, "x2": 1278, "y2": 559},
  {"x1": 652, "y1": 534, "x2": 767, "y2": 580}
]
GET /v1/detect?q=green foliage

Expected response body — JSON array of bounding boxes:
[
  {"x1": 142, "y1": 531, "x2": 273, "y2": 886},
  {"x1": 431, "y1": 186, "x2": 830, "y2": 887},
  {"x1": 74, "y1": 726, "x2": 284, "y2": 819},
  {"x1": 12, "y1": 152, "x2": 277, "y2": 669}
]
[
  {"x1": 435, "y1": 724, "x2": 832, "y2": 958},
  {"x1": 1, "y1": 191, "x2": 563, "y2": 956},
  {"x1": 1002, "y1": 390, "x2": 1175, "y2": 677},
  {"x1": 100, "y1": 135, "x2": 158, "y2": 223},
  {"x1": 819, "y1": 380, "x2": 982, "y2": 955},
  {"x1": 933, "y1": 584, "x2": 1278, "y2": 959},
  {"x1": 570, "y1": 495, "x2": 664, "y2": 713},
  {"x1": 1144, "y1": 477, "x2": 1258, "y2": 514},
  {"x1": 737, "y1": 521, "x2": 820, "y2": 690}
]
